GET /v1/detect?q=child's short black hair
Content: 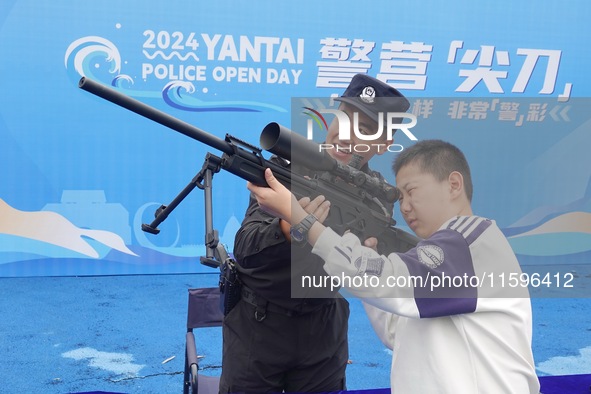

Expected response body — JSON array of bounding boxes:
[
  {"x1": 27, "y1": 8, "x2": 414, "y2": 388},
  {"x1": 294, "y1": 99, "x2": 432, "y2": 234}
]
[{"x1": 392, "y1": 140, "x2": 473, "y2": 201}]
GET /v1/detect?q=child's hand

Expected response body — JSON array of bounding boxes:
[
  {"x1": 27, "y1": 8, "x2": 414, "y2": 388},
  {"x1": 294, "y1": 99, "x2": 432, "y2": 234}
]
[
  {"x1": 363, "y1": 237, "x2": 379, "y2": 251},
  {"x1": 298, "y1": 195, "x2": 331, "y2": 224}
]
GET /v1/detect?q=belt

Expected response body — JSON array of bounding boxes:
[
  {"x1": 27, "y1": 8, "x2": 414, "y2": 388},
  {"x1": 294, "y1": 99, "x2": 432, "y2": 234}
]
[{"x1": 241, "y1": 286, "x2": 329, "y2": 320}]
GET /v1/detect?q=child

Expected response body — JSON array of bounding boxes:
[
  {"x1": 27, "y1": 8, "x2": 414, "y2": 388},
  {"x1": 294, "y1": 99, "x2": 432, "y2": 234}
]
[{"x1": 247, "y1": 139, "x2": 540, "y2": 393}]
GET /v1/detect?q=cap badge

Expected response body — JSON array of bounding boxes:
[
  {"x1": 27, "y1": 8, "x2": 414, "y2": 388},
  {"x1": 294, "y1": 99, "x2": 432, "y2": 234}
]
[
  {"x1": 359, "y1": 86, "x2": 376, "y2": 104},
  {"x1": 359, "y1": 86, "x2": 376, "y2": 103}
]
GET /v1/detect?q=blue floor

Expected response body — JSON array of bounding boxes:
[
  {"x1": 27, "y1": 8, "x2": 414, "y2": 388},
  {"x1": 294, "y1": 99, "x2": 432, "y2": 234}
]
[{"x1": 0, "y1": 273, "x2": 590, "y2": 393}]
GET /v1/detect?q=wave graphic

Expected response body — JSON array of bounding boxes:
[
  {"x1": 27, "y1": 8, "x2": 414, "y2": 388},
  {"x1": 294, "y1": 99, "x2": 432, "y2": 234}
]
[
  {"x1": 508, "y1": 211, "x2": 591, "y2": 256},
  {"x1": 502, "y1": 123, "x2": 591, "y2": 258},
  {"x1": 142, "y1": 50, "x2": 199, "y2": 61},
  {"x1": 132, "y1": 202, "x2": 205, "y2": 257},
  {"x1": 65, "y1": 36, "x2": 122, "y2": 78},
  {"x1": 112, "y1": 74, "x2": 135, "y2": 88},
  {"x1": 0, "y1": 199, "x2": 137, "y2": 259},
  {"x1": 132, "y1": 203, "x2": 239, "y2": 258},
  {"x1": 162, "y1": 81, "x2": 286, "y2": 112},
  {"x1": 504, "y1": 175, "x2": 591, "y2": 237}
]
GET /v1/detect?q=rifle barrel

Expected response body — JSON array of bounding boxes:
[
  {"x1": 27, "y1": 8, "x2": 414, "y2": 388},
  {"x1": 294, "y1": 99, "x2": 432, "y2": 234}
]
[{"x1": 78, "y1": 77, "x2": 234, "y2": 155}]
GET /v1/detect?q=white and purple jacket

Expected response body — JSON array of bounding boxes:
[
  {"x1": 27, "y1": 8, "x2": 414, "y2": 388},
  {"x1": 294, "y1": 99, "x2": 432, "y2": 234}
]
[{"x1": 312, "y1": 215, "x2": 540, "y2": 394}]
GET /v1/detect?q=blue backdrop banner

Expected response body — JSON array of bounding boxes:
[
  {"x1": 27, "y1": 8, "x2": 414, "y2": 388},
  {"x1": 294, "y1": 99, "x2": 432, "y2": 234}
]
[{"x1": 0, "y1": 0, "x2": 589, "y2": 278}]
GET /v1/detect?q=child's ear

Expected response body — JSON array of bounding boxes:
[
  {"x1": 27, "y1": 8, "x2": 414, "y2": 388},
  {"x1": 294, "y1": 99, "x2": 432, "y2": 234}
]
[{"x1": 448, "y1": 171, "x2": 464, "y2": 199}]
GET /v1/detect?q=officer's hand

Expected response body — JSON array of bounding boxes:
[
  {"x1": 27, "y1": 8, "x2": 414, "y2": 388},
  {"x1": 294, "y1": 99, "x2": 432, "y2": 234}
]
[{"x1": 248, "y1": 168, "x2": 296, "y2": 221}]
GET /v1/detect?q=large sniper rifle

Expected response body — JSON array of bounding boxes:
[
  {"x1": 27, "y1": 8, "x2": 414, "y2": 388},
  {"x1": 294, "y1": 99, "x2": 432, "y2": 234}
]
[{"x1": 78, "y1": 77, "x2": 419, "y2": 261}]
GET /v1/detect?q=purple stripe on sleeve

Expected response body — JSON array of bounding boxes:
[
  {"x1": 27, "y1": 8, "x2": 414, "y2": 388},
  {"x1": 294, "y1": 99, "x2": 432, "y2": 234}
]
[
  {"x1": 398, "y1": 229, "x2": 477, "y2": 318},
  {"x1": 459, "y1": 217, "x2": 479, "y2": 235},
  {"x1": 464, "y1": 219, "x2": 492, "y2": 245},
  {"x1": 415, "y1": 297, "x2": 477, "y2": 319},
  {"x1": 446, "y1": 216, "x2": 461, "y2": 230},
  {"x1": 335, "y1": 246, "x2": 351, "y2": 263},
  {"x1": 452, "y1": 216, "x2": 471, "y2": 231}
]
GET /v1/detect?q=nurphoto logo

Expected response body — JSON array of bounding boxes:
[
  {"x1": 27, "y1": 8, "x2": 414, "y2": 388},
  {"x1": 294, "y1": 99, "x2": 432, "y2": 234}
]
[{"x1": 303, "y1": 107, "x2": 418, "y2": 153}]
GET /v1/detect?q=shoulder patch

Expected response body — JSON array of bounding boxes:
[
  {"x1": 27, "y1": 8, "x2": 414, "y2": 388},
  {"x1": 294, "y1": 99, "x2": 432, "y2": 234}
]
[
  {"x1": 417, "y1": 244, "x2": 444, "y2": 269},
  {"x1": 353, "y1": 255, "x2": 384, "y2": 276}
]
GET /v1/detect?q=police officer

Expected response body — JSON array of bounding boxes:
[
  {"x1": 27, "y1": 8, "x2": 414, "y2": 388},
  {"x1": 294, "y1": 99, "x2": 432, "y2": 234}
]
[{"x1": 219, "y1": 74, "x2": 410, "y2": 393}]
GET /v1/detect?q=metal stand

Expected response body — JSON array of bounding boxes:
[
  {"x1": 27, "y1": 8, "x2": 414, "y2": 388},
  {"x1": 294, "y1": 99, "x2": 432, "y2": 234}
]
[{"x1": 141, "y1": 152, "x2": 230, "y2": 268}]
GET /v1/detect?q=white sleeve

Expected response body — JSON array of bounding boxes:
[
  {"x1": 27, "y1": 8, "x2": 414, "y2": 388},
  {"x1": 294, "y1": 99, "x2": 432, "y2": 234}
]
[
  {"x1": 312, "y1": 227, "x2": 421, "y2": 318},
  {"x1": 362, "y1": 300, "x2": 398, "y2": 350},
  {"x1": 312, "y1": 227, "x2": 481, "y2": 319}
]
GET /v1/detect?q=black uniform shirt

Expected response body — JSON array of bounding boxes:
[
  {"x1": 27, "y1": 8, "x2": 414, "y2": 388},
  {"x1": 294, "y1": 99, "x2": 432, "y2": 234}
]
[{"x1": 233, "y1": 157, "x2": 392, "y2": 312}]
